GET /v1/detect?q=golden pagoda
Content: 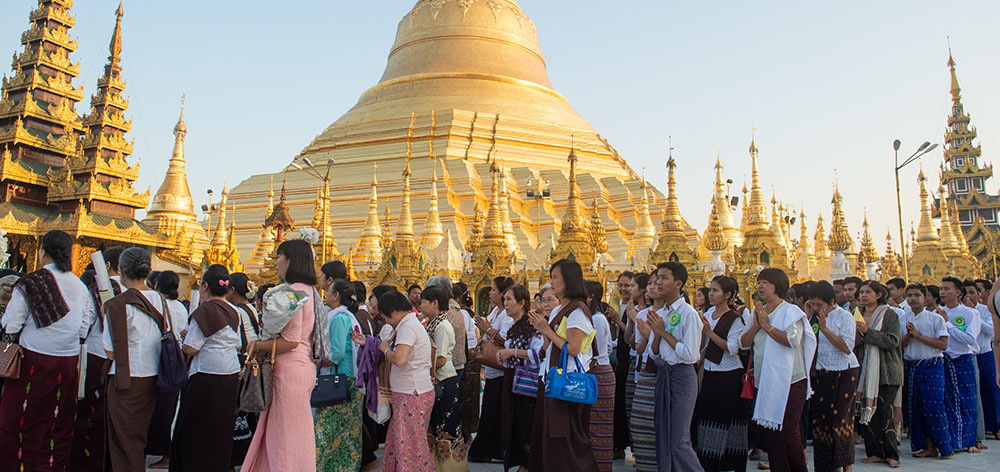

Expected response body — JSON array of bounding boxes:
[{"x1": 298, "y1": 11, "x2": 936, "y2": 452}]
[
  {"x1": 0, "y1": 2, "x2": 165, "y2": 273},
  {"x1": 881, "y1": 230, "x2": 902, "y2": 281},
  {"x1": 203, "y1": 186, "x2": 240, "y2": 271},
  {"x1": 828, "y1": 183, "x2": 853, "y2": 279},
  {"x1": 650, "y1": 155, "x2": 702, "y2": 291},
  {"x1": 770, "y1": 193, "x2": 790, "y2": 259},
  {"x1": 947, "y1": 196, "x2": 978, "y2": 278},
  {"x1": 858, "y1": 211, "x2": 879, "y2": 279},
  {"x1": 907, "y1": 169, "x2": 950, "y2": 283},
  {"x1": 734, "y1": 137, "x2": 794, "y2": 298},
  {"x1": 372, "y1": 121, "x2": 427, "y2": 288},
  {"x1": 588, "y1": 196, "x2": 609, "y2": 257},
  {"x1": 224, "y1": 0, "x2": 667, "y2": 285},
  {"x1": 419, "y1": 161, "x2": 445, "y2": 251},
  {"x1": 938, "y1": 183, "x2": 961, "y2": 259},
  {"x1": 631, "y1": 173, "x2": 657, "y2": 261}
]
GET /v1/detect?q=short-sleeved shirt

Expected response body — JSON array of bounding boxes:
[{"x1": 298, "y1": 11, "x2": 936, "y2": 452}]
[
  {"x1": 903, "y1": 309, "x2": 949, "y2": 361},
  {"x1": 103, "y1": 291, "x2": 185, "y2": 377},
  {"x1": 941, "y1": 304, "x2": 980, "y2": 357},
  {"x1": 815, "y1": 306, "x2": 860, "y2": 371},
  {"x1": 183, "y1": 318, "x2": 240, "y2": 376},
  {"x1": 541, "y1": 305, "x2": 594, "y2": 381},
  {"x1": 2, "y1": 264, "x2": 90, "y2": 357},
  {"x1": 390, "y1": 312, "x2": 434, "y2": 395},
  {"x1": 431, "y1": 320, "x2": 457, "y2": 381},
  {"x1": 592, "y1": 313, "x2": 612, "y2": 366}
]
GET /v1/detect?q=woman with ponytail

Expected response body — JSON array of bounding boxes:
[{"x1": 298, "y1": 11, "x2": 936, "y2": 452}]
[
  {"x1": 0, "y1": 230, "x2": 91, "y2": 471},
  {"x1": 170, "y1": 264, "x2": 242, "y2": 471},
  {"x1": 314, "y1": 278, "x2": 363, "y2": 471}
]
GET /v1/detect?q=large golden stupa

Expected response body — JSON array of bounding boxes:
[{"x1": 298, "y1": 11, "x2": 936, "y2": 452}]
[{"x1": 227, "y1": 0, "x2": 695, "y2": 282}]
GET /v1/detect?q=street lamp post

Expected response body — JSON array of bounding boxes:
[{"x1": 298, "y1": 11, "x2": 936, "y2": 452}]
[
  {"x1": 893, "y1": 140, "x2": 939, "y2": 279},
  {"x1": 526, "y1": 177, "x2": 550, "y2": 246},
  {"x1": 292, "y1": 157, "x2": 336, "y2": 264},
  {"x1": 201, "y1": 189, "x2": 218, "y2": 241}
]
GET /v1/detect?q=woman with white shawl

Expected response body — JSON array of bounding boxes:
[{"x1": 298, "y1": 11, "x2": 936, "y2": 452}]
[
  {"x1": 740, "y1": 268, "x2": 816, "y2": 472},
  {"x1": 853, "y1": 280, "x2": 902, "y2": 468}
]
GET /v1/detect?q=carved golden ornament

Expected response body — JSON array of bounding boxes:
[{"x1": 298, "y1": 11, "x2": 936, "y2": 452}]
[
  {"x1": 29, "y1": 4, "x2": 76, "y2": 28},
  {"x1": 858, "y1": 215, "x2": 879, "y2": 264},
  {"x1": 21, "y1": 24, "x2": 77, "y2": 50},
  {"x1": 587, "y1": 197, "x2": 609, "y2": 255},
  {"x1": 827, "y1": 187, "x2": 852, "y2": 253},
  {"x1": 703, "y1": 207, "x2": 728, "y2": 252},
  {"x1": 464, "y1": 205, "x2": 484, "y2": 253}
]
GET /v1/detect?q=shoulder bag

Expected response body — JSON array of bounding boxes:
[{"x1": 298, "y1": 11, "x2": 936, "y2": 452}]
[
  {"x1": 310, "y1": 311, "x2": 353, "y2": 408},
  {"x1": 474, "y1": 328, "x2": 505, "y2": 370},
  {"x1": 239, "y1": 338, "x2": 278, "y2": 412},
  {"x1": 544, "y1": 344, "x2": 598, "y2": 405},
  {"x1": 155, "y1": 295, "x2": 188, "y2": 391},
  {"x1": 0, "y1": 332, "x2": 23, "y2": 379}
]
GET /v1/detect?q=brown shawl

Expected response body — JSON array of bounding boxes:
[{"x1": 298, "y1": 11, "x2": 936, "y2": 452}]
[
  {"x1": 14, "y1": 268, "x2": 70, "y2": 328},
  {"x1": 103, "y1": 289, "x2": 166, "y2": 389},
  {"x1": 191, "y1": 299, "x2": 239, "y2": 338},
  {"x1": 704, "y1": 308, "x2": 739, "y2": 365},
  {"x1": 87, "y1": 279, "x2": 123, "y2": 329}
]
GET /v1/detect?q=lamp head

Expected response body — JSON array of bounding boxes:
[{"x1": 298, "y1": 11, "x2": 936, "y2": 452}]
[
  {"x1": 917, "y1": 141, "x2": 931, "y2": 152},
  {"x1": 302, "y1": 157, "x2": 314, "y2": 169},
  {"x1": 893, "y1": 139, "x2": 901, "y2": 151}
]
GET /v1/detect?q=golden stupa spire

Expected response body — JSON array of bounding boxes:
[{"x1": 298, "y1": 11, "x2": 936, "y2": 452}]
[
  {"x1": 483, "y1": 151, "x2": 505, "y2": 243},
  {"x1": 662, "y1": 156, "x2": 685, "y2": 235},
  {"x1": 397, "y1": 114, "x2": 415, "y2": 239},
  {"x1": 746, "y1": 136, "x2": 769, "y2": 230},
  {"x1": 814, "y1": 213, "x2": 830, "y2": 259},
  {"x1": 264, "y1": 175, "x2": 295, "y2": 242},
  {"x1": 245, "y1": 177, "x2": 276, "y2": 273},
  {"x1": 562, "y1": 140, "x2": 587, "y2": 231},
  {"x1": 859, "y1": 210, "x2": 879, "y2": 264},
  {"x1": 634, "y1": 170, "x2": 657, "y2": 248},
  {"x1": 937, "y1": 183, "x2": 960, "y2": 256},
  {"x1": 109, "y1": 2, "x2": 124, "y2": 65},
  {"x1": 915, "y1": 169, "x2": 941, "y2": 244},
  {"x1": 420, "y1": 162, "x2": 445, "y2": 250},
  {"x1": 798, "y1": 209, "x2": 811, "y2": 253},
  {"x1": 712, "y1": 152, "x2": 741, "y2": 246},
  {"x1": 311, "y1": 189, "x2": 323, "y2": 229},
  {"x1": 882, "y1": 229, "x2": 902, "y2": 278},
  {"x1": 739, "y1": 179, "x2": 750, "y2": 234},
  {"x1": 828, "y1": 182, "x2": 852, "y2": 252},
  {"x1": 550, "y1": 138, "x2": 596, "y2": 266},
  {"x1": 948, "y1": 47, "x2": 961, "y2": 102},
  {"x1": 210, "y1": 185, "x2": 229, "y2": 246},
  {"x1": 356, "y1": 163, "x2": 383, "y2": 259},
  {"x1": 588, "y1": 196, "x2": 609, "y2": 255},
  {"x1": 146, "y1": 96, "x2": 197, "y2": 223},
  {"x1": 227, "y1": 210, "x2": 242, "y2": 272},
  {"x1": 380, "y1": 206, "x2": 393, "y2": 249}
]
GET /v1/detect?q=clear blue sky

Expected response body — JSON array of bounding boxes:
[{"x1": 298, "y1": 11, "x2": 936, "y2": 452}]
[{"x1": 3, "y1": 0, "x2": 999, "y2": 251}]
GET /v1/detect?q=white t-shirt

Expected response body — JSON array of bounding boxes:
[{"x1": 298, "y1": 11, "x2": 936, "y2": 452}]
[
  {"x1": 592, "y1": 313, "x2": 612, "y2": 366},
  {"x1": 541, "y1": 305, "x2": 594, "y2": 381},
  {"x1": 2, "y1": 264, "x2": 90, "y2": 357},
  {"x1": 903, "y1": 309, "x2": 949, "y2": 361},
  {"x1": 390, "y1": 312, "x2": 434, "y2": 395},
  {"x1": 431, "y1": 320, "x2": 457, "y2": 381}
]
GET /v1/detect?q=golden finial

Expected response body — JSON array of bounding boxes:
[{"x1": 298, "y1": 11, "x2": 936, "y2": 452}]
[
  {"x1": 703, "y1": 199, "x2": 728, "y2": 252},
  {"x1": 937, "y1": 184, "x2": 960, "y2": 255},
  {"x1": 397, "y1": 114, "x2": 415, "y2": 238},
  {"x1": 746, "y1": 134, "x2": 769, "y2": 230},
  {"x1": 634, "y1": 169, "x2": 656, "y2": 246},
  {"x1": 950, "y1": 199, "x2": 972, "y2": 256},
  {"x1": 915, "y1": 169, "x2": 941, "y2": 244},
  {"x1": 662, "y1": 152, "x2": 684, "y2": 235},
  {"x1": 464, "y1": 203, "x2": 484, "y2": 253},
  {"x1": 311, "y1": 188, "x2": 323, "y2": 229},
  {"x1": 483, "y1": 152, "x2": 505, "y2": 242},
  {"x1": 108, "y1": 2, "x2": 124, "y2": 65},
  {"x1": 561, "y1": 136, "x2": 586, "y2": 230},
  {"x1": 380, "y1": 206, "x2": 393, "y2": 248},
  {"x1": 813, "y1": 213, "x2": 830, "y2": 259},
  {"x1": 356, "y1": 163, "x2": 383, "y2": 258}
]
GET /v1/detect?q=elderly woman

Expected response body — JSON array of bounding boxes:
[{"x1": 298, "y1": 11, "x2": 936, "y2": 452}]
[
  {"x1": 361, "y1": 290, "x2": 436, "y2": 471},
  {"x1": 498, "y1": 284, "x2": 544, "y2": 472},
  {"x1": 740, "y1": 268, "x2": 817, "y2": 472}
]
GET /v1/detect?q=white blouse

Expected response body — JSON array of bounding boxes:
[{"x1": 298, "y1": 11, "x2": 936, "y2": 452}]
[
  {"x1": 184, "y1": 319, "x2": 240, "y2": 376},
  {"x1": 103, "y1": 290, "x2": 186, "y2": 377},
  {"x1": 592, "y1": 313, "x2": 612, "y2": 366},
  {"x1": 702, "y1": 309, "x2": 744, "y2": 372},
  {"x1": 540, "y1": 305, "x2": 594, "y2": 381},
  {"x1": 2, "y1": 264, "x2": 91, "y2": 358},
  {"x1": 814, "y1": 306, "x2": 860, "y2": 371},
  {"x1": 83, "y1": 275, "x2": 121, "y2": 359}
]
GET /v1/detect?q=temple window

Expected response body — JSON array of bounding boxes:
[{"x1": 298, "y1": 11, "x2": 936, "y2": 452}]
[{"x1": 954, "y1": 178, "x2": 968, "y2": 194}]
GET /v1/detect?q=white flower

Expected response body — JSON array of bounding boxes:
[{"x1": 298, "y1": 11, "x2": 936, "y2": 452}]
[
  {"x1": 297, "y1": 227, "x2": 320, "y2": 244},
  {"x1": 754, "y1": 265, "x2": 764, "y2": 272}
]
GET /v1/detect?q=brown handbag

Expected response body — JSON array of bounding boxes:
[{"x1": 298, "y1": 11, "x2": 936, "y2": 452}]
[
  {"x1": 474, "y1": 330, "x2": 505, "y2": 370},
  {"x1": 0, "y1": 335, "x2": 23, "y2": 380}
]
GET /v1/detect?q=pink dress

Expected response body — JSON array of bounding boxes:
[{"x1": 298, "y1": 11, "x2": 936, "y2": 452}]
[{"x1": 242, "y1": 282, "x2": 317, "y2": 472}]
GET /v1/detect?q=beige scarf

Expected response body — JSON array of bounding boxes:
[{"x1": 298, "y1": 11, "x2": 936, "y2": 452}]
[{"x1": 857, "y1": 304, "x2": 888, "y2": 424}]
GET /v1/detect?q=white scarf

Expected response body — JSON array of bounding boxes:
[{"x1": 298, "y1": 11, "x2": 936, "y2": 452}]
[
  {"x1": 752, "y1": 302, "x2": 817, "y2": 431},
  {"x1": 856, "y1": 304, "x2": 888, "y2": 424}
]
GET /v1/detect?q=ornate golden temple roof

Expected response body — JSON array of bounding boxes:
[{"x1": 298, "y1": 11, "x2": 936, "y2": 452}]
[{"x1": 828, "y1": 184, "x2": 852, "y2": 253}]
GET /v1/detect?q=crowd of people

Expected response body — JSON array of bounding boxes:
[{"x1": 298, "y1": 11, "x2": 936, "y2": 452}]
[{"x1": 1, "y1": 230, "x2": 1000, "y2": 472}]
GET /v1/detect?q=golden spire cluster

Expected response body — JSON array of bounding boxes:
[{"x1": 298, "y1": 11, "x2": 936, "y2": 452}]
[
  {"x1": 355, "y1": 164, "x2": 384, "y2": 264},
  {"x1": 633, "y1": 173, "x2": 657, "y2": 250},
  {"x1": 859, "y1": 211, "x2": 879, "y2": 264},
  {"x1": 828, "y1": 183, "x2": 852, "y2": 253},
  {"x1": 745, "y1": 138, "x2": 769, "y2": 230}
]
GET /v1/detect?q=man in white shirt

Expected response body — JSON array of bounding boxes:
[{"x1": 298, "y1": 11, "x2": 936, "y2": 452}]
[
  {"x1": 643, "y1": 262, "x2": 703, "y2": 471},
  {"x1": 901, "y1": 283, "x2": 953, "y2": 458},
  {"x1": 938, "y1": 277, "x2": 982, "y2": 452},
  {"x1": 975, "y1": 279, "x2": 1000, "y2": 438},
  {"x1": 963, "y1": 281, "x2": 998, "y2": 445}
]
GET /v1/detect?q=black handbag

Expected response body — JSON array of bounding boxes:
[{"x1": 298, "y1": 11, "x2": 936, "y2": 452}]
[{"x1": 311, "y1": 373, "x2": 351, "y2": 408}]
